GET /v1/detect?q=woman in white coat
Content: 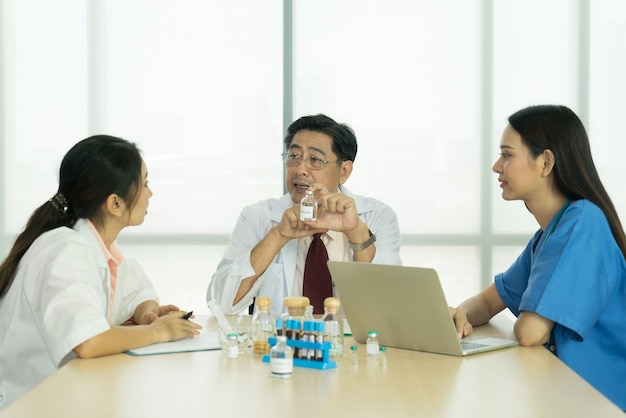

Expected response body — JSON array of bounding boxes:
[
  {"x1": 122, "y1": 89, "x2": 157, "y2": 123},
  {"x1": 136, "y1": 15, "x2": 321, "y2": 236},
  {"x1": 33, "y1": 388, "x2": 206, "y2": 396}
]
[{"x1": 0, "y1": 135, "x2": 201, "y2": 411}]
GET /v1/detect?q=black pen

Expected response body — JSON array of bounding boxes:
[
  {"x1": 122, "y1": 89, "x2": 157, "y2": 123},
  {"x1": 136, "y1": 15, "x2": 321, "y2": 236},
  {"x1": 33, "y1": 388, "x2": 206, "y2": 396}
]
[{"x1": 182, "y1": 310, "x2": 193, "y2": 320}]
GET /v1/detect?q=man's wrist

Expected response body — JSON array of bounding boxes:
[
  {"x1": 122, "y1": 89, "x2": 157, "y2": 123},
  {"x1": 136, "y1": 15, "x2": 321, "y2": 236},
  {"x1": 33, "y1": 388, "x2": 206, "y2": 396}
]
[{"x1": 349, "y1": 229, "x2": 376, "y2": 251}]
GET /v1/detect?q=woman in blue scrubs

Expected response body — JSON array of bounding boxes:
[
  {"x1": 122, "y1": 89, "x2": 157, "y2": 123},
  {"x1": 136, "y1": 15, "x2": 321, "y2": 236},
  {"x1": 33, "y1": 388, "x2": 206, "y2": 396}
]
[{"x1": 451, "y1": 105, "x2": 626, "y2": 410}]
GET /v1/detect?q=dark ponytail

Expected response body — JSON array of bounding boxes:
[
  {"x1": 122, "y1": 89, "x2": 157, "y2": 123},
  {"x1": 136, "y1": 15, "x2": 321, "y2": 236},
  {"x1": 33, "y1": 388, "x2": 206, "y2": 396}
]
[{"x1": 0, "y1": 135, "x2": 142, "y2": 297}]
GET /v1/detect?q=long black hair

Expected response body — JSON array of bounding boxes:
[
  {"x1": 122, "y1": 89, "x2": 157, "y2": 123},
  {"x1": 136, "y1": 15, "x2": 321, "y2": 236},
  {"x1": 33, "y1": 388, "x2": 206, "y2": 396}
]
[
  {"x1": 0, "y1": 135, "x2": 143, "y2": 297},
  {"x1": 509, "y1": 105, "x2": 626, "y2": 258}
]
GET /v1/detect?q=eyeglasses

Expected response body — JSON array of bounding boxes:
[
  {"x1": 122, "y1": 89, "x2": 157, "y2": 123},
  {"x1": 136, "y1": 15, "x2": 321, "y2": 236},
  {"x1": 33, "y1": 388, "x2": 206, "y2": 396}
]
[{"x1": 281, "y1": 152, "x2": 344, "y2": 170}]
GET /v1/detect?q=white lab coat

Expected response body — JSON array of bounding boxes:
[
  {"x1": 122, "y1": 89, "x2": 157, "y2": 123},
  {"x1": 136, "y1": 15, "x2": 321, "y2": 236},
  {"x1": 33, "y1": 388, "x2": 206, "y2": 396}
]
[
  {"x1": 0, "y1": 219, "x2": 157, "y2": 411},
  {"x1": 207, "y1": 186, "x2": 402, "y2": 316}
]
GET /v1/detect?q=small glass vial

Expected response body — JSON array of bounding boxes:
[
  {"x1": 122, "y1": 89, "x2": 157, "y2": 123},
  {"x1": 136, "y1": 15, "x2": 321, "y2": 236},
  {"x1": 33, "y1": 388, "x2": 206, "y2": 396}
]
[
  {"x1": 301, "y1": 320, "x2": 316, "y2": 360},
  {"x1": 270, "y1": 335, "x2": 293, "y2": 378},
  {"x1": 275, "y1": 318, "x2": 285, "y2": 337},
  {"x1": 366, "y1": 331, "x2": 379, "y2": 356},
  {"x1": 315, "y1": 321, "x2": 325, "y2": 361},
  {"x1": 226, "y1": 333, "x2": 239, "y2": 359},
  {"x1": 323, "y1": 297, "x2": 344, "y2": 358},
  {"x1": 286, "y1": 319, "x2": 300, "y2": 358},
  {"x1": 300, "y1": 190, "x2": 318, "y2": 221},
  {"x1": 350, "y1": 345, "x2": 359, "y2": 366},
  {"x1": 378, "y1": 346, "x2": 387, "y2": 367},
  {"x1": 251, "y1": 296, "x2": 274, "y2": 355}
]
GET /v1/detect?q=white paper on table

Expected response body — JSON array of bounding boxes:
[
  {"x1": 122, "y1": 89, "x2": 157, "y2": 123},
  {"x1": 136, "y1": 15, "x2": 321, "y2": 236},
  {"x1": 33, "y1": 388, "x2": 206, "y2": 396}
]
[{"x1": 125, "y1": 330, "x2": 221, "y2": 356}]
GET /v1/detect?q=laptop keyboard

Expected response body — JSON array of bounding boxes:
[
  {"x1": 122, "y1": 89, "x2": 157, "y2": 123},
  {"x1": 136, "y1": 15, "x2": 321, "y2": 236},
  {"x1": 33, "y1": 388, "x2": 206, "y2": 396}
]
[{"x1": 460, "y1": 341, "x2": 489, "y2": 351}]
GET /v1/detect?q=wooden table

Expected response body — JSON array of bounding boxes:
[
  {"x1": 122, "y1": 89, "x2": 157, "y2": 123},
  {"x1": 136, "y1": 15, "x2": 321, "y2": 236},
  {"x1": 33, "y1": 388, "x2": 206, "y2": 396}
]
[{"x1": 1, "y1": 315, "x2": 623, "y2": 418}]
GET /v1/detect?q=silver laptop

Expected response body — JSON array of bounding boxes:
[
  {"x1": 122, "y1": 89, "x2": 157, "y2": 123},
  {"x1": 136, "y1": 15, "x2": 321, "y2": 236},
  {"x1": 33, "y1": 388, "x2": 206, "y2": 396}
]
[{"x1": 328, "y1": 261, "x2": 518, "y2": 356}]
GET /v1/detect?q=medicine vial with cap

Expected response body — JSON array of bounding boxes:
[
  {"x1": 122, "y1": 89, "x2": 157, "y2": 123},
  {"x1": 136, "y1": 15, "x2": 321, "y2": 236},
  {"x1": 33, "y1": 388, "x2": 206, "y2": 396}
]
[
  {"x1": 366, "y1": 331, "x2": 379, "y2": 356},
  {"x1": 270, "y1": 336, "x2": 293, "y2": 378},
  {"x1": 300, "y1": 190, "x2": 317, "y2": 221},
  {"x1": 378, "y1": 346, "x2": 387, "y2": 367},
  {"x1": 315, "y1": 321, "x2": 325, "y2": 361},
  {"x1": 323, "y1": 297, "x2": 344, "y2": 358},
  {"x1": 251, "y1": 296, "x2": 274, "y2": 355},
  {"x1": 300, "y1": 321, "x2": 317, "y2": 360},
  {"x1": 350, "y1": 345, "x2": 359, "y2": 366},
  {"x1": 226, "y1": 333, "x2": 239, "y2": 359}
]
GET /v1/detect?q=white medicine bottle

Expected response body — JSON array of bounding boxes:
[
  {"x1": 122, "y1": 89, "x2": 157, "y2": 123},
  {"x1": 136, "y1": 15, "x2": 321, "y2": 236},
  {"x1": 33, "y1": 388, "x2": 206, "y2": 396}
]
[
  {"x1": 300, "y1": 190, "x2": 317, "y2": 221},
  {"x1": 270, "y1": 335, "x2": 293, "y2": 378},
  {"x1": 366, "y1": 331, "x2": 379, "y2": 356}
]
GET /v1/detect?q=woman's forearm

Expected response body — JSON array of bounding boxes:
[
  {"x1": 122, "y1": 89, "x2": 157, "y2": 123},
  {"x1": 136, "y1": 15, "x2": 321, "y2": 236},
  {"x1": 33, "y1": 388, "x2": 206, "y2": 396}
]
[{"x1": 459, "y1": 283, "x2": 505, "y2": 326}]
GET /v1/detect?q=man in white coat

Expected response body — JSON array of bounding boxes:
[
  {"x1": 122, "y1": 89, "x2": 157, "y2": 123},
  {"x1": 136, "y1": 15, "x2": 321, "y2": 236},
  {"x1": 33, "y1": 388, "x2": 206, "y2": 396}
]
[{"x1": 207, "y1": 114, "x2": 401, "y2": 316}]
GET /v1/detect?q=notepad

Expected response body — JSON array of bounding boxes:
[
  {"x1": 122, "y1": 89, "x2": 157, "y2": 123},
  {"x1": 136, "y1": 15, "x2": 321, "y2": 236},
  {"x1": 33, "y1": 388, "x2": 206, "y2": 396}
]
[{"x1": 125, "y1": 331, "x2": 221, "y2": 356}]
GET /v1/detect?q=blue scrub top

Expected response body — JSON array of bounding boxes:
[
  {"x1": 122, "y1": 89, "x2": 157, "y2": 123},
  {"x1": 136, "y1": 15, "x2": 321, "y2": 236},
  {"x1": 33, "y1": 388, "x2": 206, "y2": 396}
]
[{"x1": 495, "y1": 199, "x2": 626, "y2": 410}]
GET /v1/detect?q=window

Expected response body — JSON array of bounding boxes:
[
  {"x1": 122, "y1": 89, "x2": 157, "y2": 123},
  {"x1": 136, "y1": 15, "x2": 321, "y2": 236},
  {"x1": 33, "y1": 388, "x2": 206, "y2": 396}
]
[{"x1": 2, "y1": 0, "x2": 625, "y2": 311}]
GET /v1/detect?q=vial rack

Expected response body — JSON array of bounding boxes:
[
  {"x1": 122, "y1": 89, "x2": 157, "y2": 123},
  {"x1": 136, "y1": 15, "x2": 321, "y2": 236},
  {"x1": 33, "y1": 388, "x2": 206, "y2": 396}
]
[{"x1": 262, "y1": 337, "x2": 337, "y2": 370}]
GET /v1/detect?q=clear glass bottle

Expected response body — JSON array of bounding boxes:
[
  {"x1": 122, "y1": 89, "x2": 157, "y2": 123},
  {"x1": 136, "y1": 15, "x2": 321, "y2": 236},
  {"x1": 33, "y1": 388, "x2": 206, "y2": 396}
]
[
  {"x1": 300, "y1": 190, "x2": 317, "y2": 221},
  {"x1": 378, "y1": 346, "x2": 387, "y2": 367},
  {"x1": 226, "y1": 333, "x2": 239, "y2": 359},
  {"x1": 350, "y1": 345, "x2": 359, "y2": 366},
  {"x1": 323, "y1": 297, "x2": 344, "y2": 358},
  {"x1": 282, "y1": 297, "x2": 308, "y2": 330},
  {"x1": 366, "y1": 331, "x2": 379, "y2": 356},
  {"x1": 251, "y1": 296, "x2": 274, "y2": 355},
  {"x1": 270, "y1": 335, "x2": 293, "y2": 378}
]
